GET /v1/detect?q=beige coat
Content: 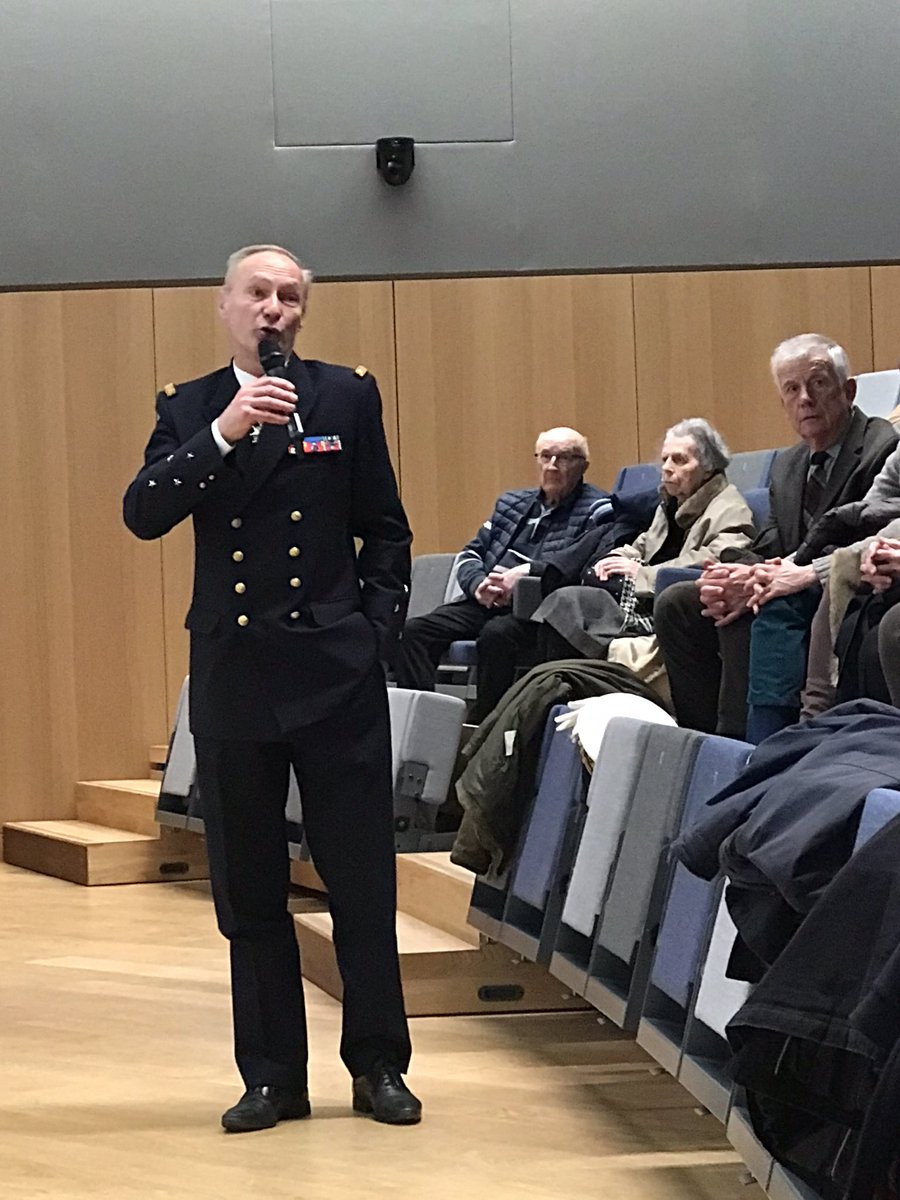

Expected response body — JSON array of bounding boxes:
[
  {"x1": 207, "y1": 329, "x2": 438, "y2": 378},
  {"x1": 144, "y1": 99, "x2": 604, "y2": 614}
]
[
  {"x1": 608, "y1": 474, "x2": 755, "y2": 688},
  {"x1": 617, "y1": 473, "x2": 756, "y2": 599}
]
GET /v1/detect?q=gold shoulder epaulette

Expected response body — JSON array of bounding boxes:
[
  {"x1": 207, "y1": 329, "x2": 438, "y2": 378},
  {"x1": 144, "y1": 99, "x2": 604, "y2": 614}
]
[
  {"x1": 163, "y1": 382, "x2": 177, "y2": 397},
  {"x1": 354, "y1": 365, "x2": 368, "y2": 378}
]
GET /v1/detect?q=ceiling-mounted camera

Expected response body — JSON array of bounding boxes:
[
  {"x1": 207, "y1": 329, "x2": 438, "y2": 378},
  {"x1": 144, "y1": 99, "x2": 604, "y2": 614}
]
[{"x1": 375, "y1": 137, "x2": 415, "y2": 187}]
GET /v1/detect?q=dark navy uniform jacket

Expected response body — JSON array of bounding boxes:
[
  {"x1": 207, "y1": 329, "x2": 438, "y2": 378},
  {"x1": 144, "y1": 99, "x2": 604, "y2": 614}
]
[{"x1": 124, "y1": 357, "x2": 412, "y2": 738}]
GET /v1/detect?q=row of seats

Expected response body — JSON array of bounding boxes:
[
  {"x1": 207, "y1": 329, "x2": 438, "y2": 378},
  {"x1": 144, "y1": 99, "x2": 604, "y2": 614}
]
[
  {"x1": 466, "y1": 703, "x2": 900, "y2": 1200},
  {"x1": 614, "y1": 445, "x2": 777, "y2": 498},
  {"x1": 157, "y1": 678, "x2": 467, "y2": 854}
]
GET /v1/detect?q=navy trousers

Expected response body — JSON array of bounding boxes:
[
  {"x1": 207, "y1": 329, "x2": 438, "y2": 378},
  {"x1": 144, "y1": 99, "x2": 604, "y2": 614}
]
[{"x1": 195, "y1": 667, "x2": 410, "y2": 1091}]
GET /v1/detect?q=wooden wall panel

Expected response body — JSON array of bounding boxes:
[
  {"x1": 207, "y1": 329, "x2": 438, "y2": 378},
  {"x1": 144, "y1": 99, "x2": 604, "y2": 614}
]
[
  {"x1": 0, "y1": 290, "x2": 164, "y2": 828},
  {"x1": 394, "y1": 275, "x2": 639, "y2": 555},
  {"x1": 632, "y1": 268, "x2": 874, "y2": 460},
  {"x1": 63, "y1": 291, "x2": 168, "y2": 780},
  {"x1": 302, "y1": 281, "x2": 399, "y2": 469},
  {"x1": 151, "y1": 282, "x2": 399, "y2": 716},
  {"x1": 871, "y1": 266, "x2": 900, "y2": 370},
  {"x1": 0, "y1": 293, "x2": 78, "y2": 825},
  {"x1": 150, "y1": 287, "x2": 227, "y2": 718}
]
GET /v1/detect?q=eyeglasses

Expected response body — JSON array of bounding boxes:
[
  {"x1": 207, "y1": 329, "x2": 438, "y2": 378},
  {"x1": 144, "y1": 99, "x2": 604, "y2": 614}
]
[{"x1": 534, "y1": 451, "x2": 585, "y2": 465}]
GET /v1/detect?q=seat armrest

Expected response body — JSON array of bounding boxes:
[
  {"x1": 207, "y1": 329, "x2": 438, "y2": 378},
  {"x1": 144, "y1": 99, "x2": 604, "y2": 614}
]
[
  {"x1": 513, "y1": 574, "x2": 544, "y2": 619},
  {"x1": 654, "y1": 566, "x2": 701, "y2": 595}
]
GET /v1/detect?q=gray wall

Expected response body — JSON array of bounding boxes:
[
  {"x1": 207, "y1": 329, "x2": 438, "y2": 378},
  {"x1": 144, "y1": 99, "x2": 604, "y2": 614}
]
[{"x1": 2, "y1": 0, "x2": 899, "y2": 286}]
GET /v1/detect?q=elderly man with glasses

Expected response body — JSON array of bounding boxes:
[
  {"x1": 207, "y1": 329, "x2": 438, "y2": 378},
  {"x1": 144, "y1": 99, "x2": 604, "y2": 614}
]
[{"x1": 393, "y1": 427, "x2": 610, "y2": 720}]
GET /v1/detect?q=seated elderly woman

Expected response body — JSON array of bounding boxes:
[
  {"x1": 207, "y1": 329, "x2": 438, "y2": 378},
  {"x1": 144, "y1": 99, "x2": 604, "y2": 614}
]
[{"x1": 531, "y1": 418, "x2": 756, "y2": 697}]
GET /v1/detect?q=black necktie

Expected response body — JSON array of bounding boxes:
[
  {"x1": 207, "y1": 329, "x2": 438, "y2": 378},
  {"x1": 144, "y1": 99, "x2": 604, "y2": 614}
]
[{"x1": 802, "y1": 450, "x2": 829, "y2": 535}]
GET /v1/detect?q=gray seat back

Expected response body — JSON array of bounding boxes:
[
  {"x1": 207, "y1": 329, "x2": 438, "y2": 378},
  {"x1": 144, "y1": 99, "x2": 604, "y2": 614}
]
[
  {"x1": 725, "y1": 449, "x2": 777, "y2": 492},
  {"x1": 559, "y1": 717, "x2": 653, "y2": 936},
  {"x1": 388, "y1": 687, "x2": 466, "y2": 806},
  {"x1": 444, "y1": 552, "x2": 466, "y2": 604},
  {"x1": 595, "y1": 724, "x2": 701, "y2": 962},
  {"x1": 407, "y1": 553, "x2": 456, "y2": 619},
  {"x1": 854, "y1": 369, "x2": 900, "y2": 419}
]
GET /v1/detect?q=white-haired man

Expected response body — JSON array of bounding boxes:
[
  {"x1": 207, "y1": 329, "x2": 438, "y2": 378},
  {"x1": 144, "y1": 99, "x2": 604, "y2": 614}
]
[
  {"x1": 125, "y1": 245, "x2": 420, "y2": 1132},
  {"x1": 654, "y1": 334, "x2": 896, "y2": 739},
  {"x1": 394, "y1": 427, "x2": 611, "y2": 721}
]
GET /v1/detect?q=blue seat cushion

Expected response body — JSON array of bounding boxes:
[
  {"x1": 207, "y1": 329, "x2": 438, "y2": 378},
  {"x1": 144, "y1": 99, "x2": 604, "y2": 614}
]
[{"x1": 444, "y1": 639, "x2": 478, "y2": 666}]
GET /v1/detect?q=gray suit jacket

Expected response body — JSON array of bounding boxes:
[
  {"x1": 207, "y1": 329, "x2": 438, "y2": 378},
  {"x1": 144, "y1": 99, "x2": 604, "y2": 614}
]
[{"x1": 723, "y1": 407, "x2": 897, "y2": 563}]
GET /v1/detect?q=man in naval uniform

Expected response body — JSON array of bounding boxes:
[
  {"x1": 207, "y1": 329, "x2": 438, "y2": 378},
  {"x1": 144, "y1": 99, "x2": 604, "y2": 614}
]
[{"x1": 123, "y1": 244, "x2": 420, "y2": 1131}]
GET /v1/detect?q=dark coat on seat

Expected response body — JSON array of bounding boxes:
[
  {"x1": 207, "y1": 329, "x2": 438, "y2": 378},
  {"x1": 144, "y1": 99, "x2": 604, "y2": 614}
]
[
  {"x1": 726, "y1": 813, "x2": 900, "y2": 1199},
  {"x1": 673, "y1": 700, "x2": 900, "y2": 975},
  {"x1": 451, "y1": 658, "x2": 667, "y2": 874}
]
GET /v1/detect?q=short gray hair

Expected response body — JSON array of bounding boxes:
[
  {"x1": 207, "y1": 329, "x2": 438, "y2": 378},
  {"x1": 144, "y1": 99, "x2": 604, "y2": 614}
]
[
  {"x1": 224, "y1": 244, "x2": 314, "y2": 303},
  {"x1": 665, "y1": 418, "x2": 731, "y2": 473},
  {"x1": 770, "y1": 333, "x2": 851, "y2": 386}
]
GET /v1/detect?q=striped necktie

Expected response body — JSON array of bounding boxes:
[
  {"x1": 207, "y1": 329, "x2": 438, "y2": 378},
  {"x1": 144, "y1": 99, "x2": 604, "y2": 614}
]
[{"x1": 802, "y1": 450, "x2": 829, "y2": 535}]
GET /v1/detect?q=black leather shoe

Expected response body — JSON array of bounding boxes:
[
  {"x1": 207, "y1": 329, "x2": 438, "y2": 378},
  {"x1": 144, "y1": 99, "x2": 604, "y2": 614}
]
[
  {"x1": 221, "y1": 1085, "x2": 311, "y2": 1133},
  {"x1": 352, "y1": 1062, "x2": 422, "y2": 1125}
]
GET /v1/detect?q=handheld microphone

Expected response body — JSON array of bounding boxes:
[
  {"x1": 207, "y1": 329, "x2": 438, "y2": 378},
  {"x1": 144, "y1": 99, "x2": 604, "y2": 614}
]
[{"x1": 258, "y1": 336, "x2": 303, "y2": 441}]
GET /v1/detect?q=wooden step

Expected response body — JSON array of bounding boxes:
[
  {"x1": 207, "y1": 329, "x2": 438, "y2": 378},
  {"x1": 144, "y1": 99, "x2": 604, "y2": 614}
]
[
  {"x1": 75, "y1": 779, "x2": 162, "y2": 836},
  {"x1": 3, "y1": 820, "x2": 208, "y2": 886},
  {"x1": 294, "y1": 909, "x2": 589, "y2": 1017},
  {"x1": 290, "y1": 858, "x2": 326, "y2": 893},
  {"x1": 149, "y1": 744, "x2": 168, "y2": 777},
  {"x1": 148, "y1": 739, "x2": 168, "y2": 768},
  {"x1": 395, "y1": 852, "x2": 479, "y2": 946},
  {"x1": 289, "y1": 852, "x2": 480, "y2": 946}
]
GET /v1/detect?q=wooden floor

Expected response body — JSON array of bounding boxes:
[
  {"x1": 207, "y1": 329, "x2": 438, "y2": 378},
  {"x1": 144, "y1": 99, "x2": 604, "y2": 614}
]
[{"x1": 0, "y1": 863, "x2": 761, "y2": 1200}]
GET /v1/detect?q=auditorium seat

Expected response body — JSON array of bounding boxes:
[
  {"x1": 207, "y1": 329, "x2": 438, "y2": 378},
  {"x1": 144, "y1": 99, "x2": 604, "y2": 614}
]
[
  {"x1": 583, "y1": 723, "x2": 702, "y2": 1029},
  {"x1": 853, "y1": 368, "x2": 900, "y2": 420},
  {"x1": 387, "y1": 687, "x2": 467, "y2": 851},
  {"x1": 547, "y1": 716, "x2": 657, "y2": 998},
  {"x1": 726, "y1": 1098, "x2": 775, "y2": 1194},
  {"x1": 854, "y1": 786, "x2": 900, "y2": 849},
  {"x1": 156, "y1": 677, "x2": 196, "y2": 830},
  {"x1": 726, "y1": 448, "x2": 777, "y2": 492},
  {"x1": 767, "y1": 1163, "x2": 830, "y2": 1200},
  {"x1": 499, "y1": 714, "x2": 588, "y2": 963},
  {"x1": 721, "y1": 787, "x2": 900, "y2": 1200},
  {"x1": 466, "y1": 706, "x2": 563, "y2": 940},
  {"x1": 613, "y1": 461, "x2": 662, "y2": 496},
  {"x1": 742, "y1": 486, "x2": 770, "y2": 528},
  {"x1": 678, "y1": 888, "x2": 751, "y2": 1122},
  {"x1": 407, "y1": 552, "x2": 458, "y2": 619},
  {"x1": 636, "y1": 735, "x2": 753, "y2": 1074},
  {"x1": 156, "y1": 677, "x2": 466, "y2": 854},
  {"x1": 405, "y1": 552, "x2": 478, "y2": 702}
]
